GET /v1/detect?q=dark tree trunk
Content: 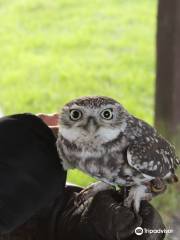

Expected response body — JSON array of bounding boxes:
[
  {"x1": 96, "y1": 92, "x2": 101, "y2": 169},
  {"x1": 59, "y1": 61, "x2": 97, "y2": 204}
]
[{"x1": 155, "y1": 0, "x2": 180, "y2": 152}]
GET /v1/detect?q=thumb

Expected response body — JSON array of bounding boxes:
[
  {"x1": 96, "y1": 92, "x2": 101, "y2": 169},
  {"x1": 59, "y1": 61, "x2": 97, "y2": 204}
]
[{"x1": 37, "y1": 113, "x2": 59, "y2": 127}]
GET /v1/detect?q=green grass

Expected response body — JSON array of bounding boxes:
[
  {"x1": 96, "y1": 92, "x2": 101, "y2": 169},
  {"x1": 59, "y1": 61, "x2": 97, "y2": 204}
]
[
  {"x1": 1, "y1": 0, "x2": 179, "y2": 222},
  {"x1": 0, "y1": 0, "x2": 157, "y2": 185}
]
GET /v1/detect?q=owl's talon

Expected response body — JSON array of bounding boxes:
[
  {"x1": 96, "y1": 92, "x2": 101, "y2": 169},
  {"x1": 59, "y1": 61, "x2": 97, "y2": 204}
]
[
  {"x1": 74, "y1": 189, "x2": 90, "y2": 207},
  {"x1": 74, "y1": 197, "x2": 93, "y2": 215},
  {"x1": 124, "y1": 185, "x2": 152, "y2": 213},
  {"x1": 74, "y1": 182, "x2": 111, "y2": 208}
]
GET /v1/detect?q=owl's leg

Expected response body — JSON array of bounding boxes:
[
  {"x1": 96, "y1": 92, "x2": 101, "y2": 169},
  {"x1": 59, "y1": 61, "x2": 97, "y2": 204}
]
[
  {"x1": 74, "y1": 181, "x2": 111, "y2": 214},
  {"x1": 124, "y1": 185, "x2": 152, "y2": 213},
  {"x1": 124, "y1": 178, "x2": 166, "y2": 213}
]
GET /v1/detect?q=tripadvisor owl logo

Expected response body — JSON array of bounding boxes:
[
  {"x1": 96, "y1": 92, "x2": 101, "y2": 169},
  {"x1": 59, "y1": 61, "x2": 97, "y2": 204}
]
[
  {"x1": 135, "y1": 227, "x2": 143, "y2": 235},
  {"x1": 135, "y1": 227, "x2": 173, "y2": 235}
]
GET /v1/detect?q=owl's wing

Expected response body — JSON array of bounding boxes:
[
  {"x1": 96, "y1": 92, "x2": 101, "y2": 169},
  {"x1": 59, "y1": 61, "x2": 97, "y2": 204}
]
[{"x1": 127, "y1": 135, "x2": 179, "y2": 179}]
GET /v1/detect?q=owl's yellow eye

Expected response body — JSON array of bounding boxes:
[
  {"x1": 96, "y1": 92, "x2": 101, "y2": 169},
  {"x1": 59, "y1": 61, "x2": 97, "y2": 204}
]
[
  {"x1": 100, "y1": 108, "x2": 113, "y2": 120},
  {"x1": 70, "y1": 109, "x2": 82, "y2": 121}
]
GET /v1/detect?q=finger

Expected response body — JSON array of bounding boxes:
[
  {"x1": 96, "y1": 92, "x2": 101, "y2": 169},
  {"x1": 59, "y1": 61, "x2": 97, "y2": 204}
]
[{"x1": 37, "y1": 113, "x2": 59, "y2": 126}]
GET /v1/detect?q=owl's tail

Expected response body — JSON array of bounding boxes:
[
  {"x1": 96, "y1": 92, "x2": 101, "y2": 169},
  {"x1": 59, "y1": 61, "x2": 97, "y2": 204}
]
[{"x1": 166, "y1": 174, "x2": 179, "y2": 184}]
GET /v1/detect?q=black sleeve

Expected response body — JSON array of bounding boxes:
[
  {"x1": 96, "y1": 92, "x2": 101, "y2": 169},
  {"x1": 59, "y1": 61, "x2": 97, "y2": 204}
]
[
  {"x1": 0, "y1": 113, "x2": 67, "y2": 233},
  {"x1": 0, "y1": 185, "x2": 166, "y2": 240}
]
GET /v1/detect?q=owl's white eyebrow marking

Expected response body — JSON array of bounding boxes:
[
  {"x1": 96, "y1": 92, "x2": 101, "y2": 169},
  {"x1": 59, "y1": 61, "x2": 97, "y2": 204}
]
[{"x1": 68, "y1": 104, "x2": 82, "y2": 109}]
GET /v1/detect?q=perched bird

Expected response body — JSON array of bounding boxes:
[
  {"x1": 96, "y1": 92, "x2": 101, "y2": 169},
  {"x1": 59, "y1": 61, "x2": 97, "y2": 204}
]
[{"x1": 56, "y1": 96, "x2": 180, "y2": 212}]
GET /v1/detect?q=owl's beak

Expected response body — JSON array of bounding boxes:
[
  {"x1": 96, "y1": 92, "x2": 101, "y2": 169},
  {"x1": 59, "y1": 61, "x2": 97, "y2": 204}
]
[{"x1": 84, "y1": 117, "x2": 99, "y2": 133}]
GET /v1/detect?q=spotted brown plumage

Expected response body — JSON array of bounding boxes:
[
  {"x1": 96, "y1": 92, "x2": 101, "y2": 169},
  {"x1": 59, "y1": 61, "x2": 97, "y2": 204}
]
[
  {"x1": 125, "y1": 117, "x2": 179, "y2": 178},
  {"x1": 56, "y1": 96, "x2": 180, "y2": 212}
]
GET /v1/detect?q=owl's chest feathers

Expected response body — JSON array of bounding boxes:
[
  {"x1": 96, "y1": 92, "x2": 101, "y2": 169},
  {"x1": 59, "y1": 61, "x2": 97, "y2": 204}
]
[
  {"x1": 58, "y1": 133, "x2": 133, "y2": 184},
  {"x1": 61, "y1": 135, "x2": 120, "y2": 163},
  {"x1": 59, "y1": 131, "x2": 128, "y2": 162}
]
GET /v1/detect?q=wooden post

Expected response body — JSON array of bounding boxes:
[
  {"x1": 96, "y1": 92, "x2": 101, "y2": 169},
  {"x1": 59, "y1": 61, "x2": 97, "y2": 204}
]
[{"x1": 155, "y1": 0, "x2": 180, "y2": 152}]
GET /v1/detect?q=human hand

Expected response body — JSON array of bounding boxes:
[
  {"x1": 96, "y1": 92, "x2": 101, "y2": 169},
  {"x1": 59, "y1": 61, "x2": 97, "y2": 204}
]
[
  {"x1": 37, "y1": 113, "x2": 59, "y2": 137},
  {"x1": 57, "y1": 186, "x2": 166, "y2": 240}
]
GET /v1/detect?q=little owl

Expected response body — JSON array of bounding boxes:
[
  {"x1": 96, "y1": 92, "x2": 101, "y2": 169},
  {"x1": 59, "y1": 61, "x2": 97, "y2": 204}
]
[{"x1": 56, "y1": 96, "x2": 179, "y2": 212}]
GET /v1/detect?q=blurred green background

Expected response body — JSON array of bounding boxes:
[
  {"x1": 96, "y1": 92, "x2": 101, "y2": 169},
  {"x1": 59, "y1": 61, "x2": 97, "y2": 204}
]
[{"x1": 0, "y1": 0, "x2": 179, "y2": 222}]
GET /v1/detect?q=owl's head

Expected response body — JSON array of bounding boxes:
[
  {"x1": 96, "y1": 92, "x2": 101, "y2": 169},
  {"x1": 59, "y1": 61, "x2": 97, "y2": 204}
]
[{"x1": 59, "y1": 96, "x2": 129, "y2": 143}]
